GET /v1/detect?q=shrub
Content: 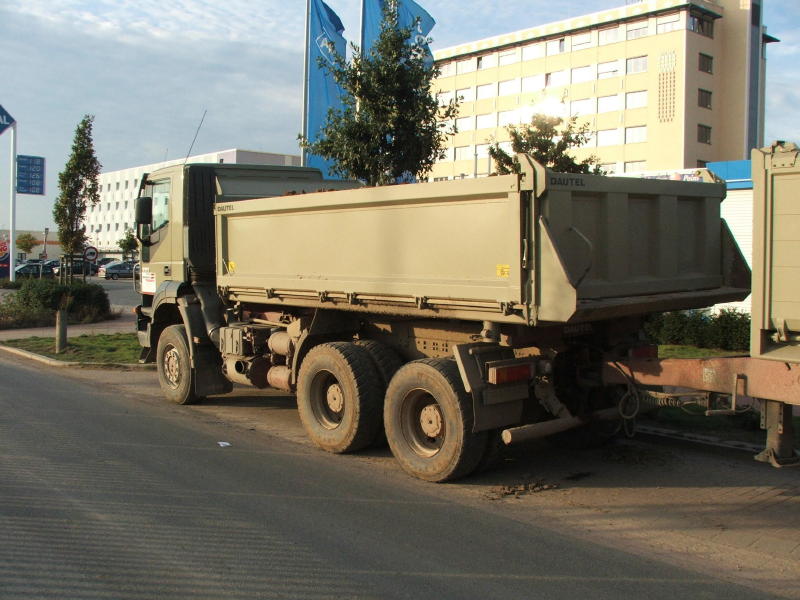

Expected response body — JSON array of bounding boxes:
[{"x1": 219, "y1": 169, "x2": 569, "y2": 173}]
[
  {"x1": 644, "y1": 309, "x2": 750, "y2": 351},
  {"x1": 0, "y1": 279, "x2": 110, "y2": 329}
]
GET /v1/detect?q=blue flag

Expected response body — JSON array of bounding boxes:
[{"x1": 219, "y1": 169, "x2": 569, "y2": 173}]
[
  {"x1": 360, "y1": 0, "x2": 435, "y2": 63},
  {"x1": 305, "y1": 0, "x2": 347, "y2": 178}
]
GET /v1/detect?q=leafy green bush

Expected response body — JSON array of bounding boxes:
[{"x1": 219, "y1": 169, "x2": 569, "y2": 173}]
[
  {"x1": 0, "y1": 279, "x2": 110, "y2": 329},
  {"x1": 0, "y1": 279, "x2": 23, "y2": 289},
  {"x1": 644, "y1": 309, "x2": 750, "y2": 351}
]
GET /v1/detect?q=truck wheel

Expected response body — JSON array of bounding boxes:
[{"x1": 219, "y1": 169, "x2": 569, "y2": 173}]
[
  {"x1": 157, "y1": 324, "x2": 201, "y2": 405},
  {"x1": 355, "y1": 340, "x2": 404, "y2": 447},
  {"x1": 384, "y1": 359, "x2": 486, "y2": 482},
  {"x1": 296, "y1": 342, "x2": 383, "y2": 453}
]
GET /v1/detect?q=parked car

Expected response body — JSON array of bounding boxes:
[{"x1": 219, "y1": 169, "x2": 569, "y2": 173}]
[
  {"x1": 14, "y1": 263, "x2": 55, "y2": 279},
  {"x1": 53, "y1": 260, "x2": 98, "y2": 276},
  {"x1": 99, "y1": 261, "x2": 134, "y2": 279},
  {"x1": 97, "y1": 257, "x2": 117, "y2": 267}
]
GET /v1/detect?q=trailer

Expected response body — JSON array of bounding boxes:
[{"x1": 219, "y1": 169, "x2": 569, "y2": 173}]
[
  {"x1": 603, "y1": 143, "x2": 800, "y2": 467},
  {"x1": 133, "y1": 153, "x2": 766, "y2": 481}
]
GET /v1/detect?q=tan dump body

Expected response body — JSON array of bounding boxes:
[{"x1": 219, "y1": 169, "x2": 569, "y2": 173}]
[
  {"x1": 215, "y1": 155, "x2": 749, "y2": 326},
  {"x1": 751, "y1": 143, "x2": 800, "y2": 362}
]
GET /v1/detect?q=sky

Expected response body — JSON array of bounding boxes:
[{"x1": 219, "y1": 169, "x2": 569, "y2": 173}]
[{"x1": 0, "y1": 0, "x2": 798, "y2": 232}]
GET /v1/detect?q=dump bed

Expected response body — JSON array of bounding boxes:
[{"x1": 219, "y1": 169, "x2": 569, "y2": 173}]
[
  {"x1": 214, "y1": 155, "x2": 749, "y2": 326},
  {"x1": 751, "y1": 143, "x2": 800, "y2": 362}
]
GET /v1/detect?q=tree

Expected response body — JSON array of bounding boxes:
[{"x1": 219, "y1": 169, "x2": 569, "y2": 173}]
[
  {"x1": 300, "y1": 3, "x2": 458, "y2": 186},
  {"x1": 118, "y1": 229, "x2": 137, "y2": 260},
  {"x1": 15, "y1": 232, "x2": 38, "y2": 255},
  {"x1": 53, "y1": 115, "x2": 102, "y2": 258},
  {"x1": 488, "y1": 113, "x2": 603, "y2": 175}
]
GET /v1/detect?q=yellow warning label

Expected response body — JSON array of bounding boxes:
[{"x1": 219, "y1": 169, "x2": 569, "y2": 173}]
[
  {"x1": 227, "y1": 261, "x2": 236, "y2": 274},
  {"x1": 496, "y1": 264, "x2": 511, "y2": 278}
]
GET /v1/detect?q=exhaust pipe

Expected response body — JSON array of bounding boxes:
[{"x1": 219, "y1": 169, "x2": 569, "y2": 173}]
[{"x1": 501, "y1": 407, "x2": 620, "y2": 445}]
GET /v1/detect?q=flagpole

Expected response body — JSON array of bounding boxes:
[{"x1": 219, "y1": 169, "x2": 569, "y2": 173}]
[
  {"x1": 301, "y1": 0, "x2": 311, "y2": 167},
  {"x1": 9, "y1": 122, "x2": 16, "y2": 283}
]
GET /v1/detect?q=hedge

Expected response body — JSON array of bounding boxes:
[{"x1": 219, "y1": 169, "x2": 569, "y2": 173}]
[{"x1": 644, "y1": 309, "x2": 750, "y2": 351}]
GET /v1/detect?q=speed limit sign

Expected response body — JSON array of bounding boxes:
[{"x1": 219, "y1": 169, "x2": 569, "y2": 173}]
[{"x1": 83, "y1": 246, "x2": 99, "y2": 262}]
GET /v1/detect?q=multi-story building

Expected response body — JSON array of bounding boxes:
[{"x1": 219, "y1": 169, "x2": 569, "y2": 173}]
[
  {"x1": 430, "y1": 0, "x2": 775, "y2": 179},
  {"x1": 88, "y1": 149, "x2": 300, "y2": 254}
]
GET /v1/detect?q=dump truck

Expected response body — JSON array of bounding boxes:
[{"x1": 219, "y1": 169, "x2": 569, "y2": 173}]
[{"x1": 133, "y1": 153, "x2": 760, "y2": 482}]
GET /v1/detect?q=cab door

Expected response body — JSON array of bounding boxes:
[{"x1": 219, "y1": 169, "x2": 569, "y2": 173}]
[{"x1": 139, "y1": 177, "x2": 175, "y2": 295}]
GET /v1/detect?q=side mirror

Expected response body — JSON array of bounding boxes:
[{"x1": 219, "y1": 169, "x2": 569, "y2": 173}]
[
  {"x1": 135, "y1": 196, "x2": 153, "y2": 247},
  {"x1": 135, "y1": 196, "x2": 153, "y2": 226}
]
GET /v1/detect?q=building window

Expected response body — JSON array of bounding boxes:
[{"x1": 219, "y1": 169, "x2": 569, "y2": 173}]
[
  {"x1": 437, "y1": 91, "x2": 454, "y2": 106},
  {"x1": 115, "y1": 223, "x2": 119, "y2": 231},
  {"x1": 498, "y1": 79, "x2": 520, "y2": 96},
  {"x1": 544, "y1": 70, "x2": 568, "y2": 88},
  {"x1": 624, "y1": 161, "x2": 647, "y2": 172},
  {"x1": 699, "y1": 53, "x2": 713, "y2": 73},
  {"x1": 626, "y1": 90, "x2": 648, "y2": 109},
  {"x1": 546, "y1": 38, "x2": 566, "y2": 56},
  {"x1": 625, "y1": 126, "x2": 647, "y2": 144},
  {"x1": 476, "y1": 82, "x2": 496, "y2": 100},
  {"x1": 456, "y1": 58, "x2": 476, "y2": 74},
  {"x1": 106, "y1": 224, "x2": 110, "y2": 231},
  {"x1": 476, "y1": 143, "x2": 491, "y2": 158},
  {"x1": 106, "y1": 203, "x2": 110, "y2": 210},
  {"x1": 454, "y1": 146, "x2": 473, "y2": 161},
  {"x1": 476, "y1": 54, "x2": 497, "y2": 70},
  {"x1": 597, "y1": 95, "x2": 621, "y2": 113},
  {"x1": 698, "y1": 124, "x2": 712, "y2": 144},
  {"x1": 571, "y1": 65, "x2": 595, "y2": 84},
  {"x1": 456, "y1": 116, "x2": 473, "y2": 132},
  {"x1": 600, "y1": 163, "x2": 618, "y2": 175},
  {"x1": 598, "y1": 27, "x2": 619, "y2": 45},
  {"x1": 438, "y1": 62, "x2": 455, "y2": 77},
  {"x1": 698, "y1": 88, "x2": 712, "y2": 109},
  {"x1": 124, "y1": 180, "x2": 129, "y2": 189},
  {"x1": 133, "y1": 179, "x2": 138, "y2": 188},
  {"x1": 456, "y1": 87, "x2": 474, "y2": 102},
  {"x1": 570, "y1": 98, "x2": 595, "y2": 116},
  {"x1": 597, "y1": 60, "x2": 620, "y2": 79},
  {"x1": 476, "y1": 113, "x2": 497, "y2": 129},
  {"x1": 688, "y1": 13, "x2": 714, "y2": 38},
  {"x1": 597, "y1": 129, "x2": 621, "y2": 146},
  {"x1": 522, "y1": 74, "x2": 545, "y2": 92},
  {"x1": 498, "y1": 109, "x2": 519, "y2": 126},
  {"x1": 626, "y1": 21, "x2": 648, "y2": 40},
  {"x1": 115, "y1": 182, "x2": 120, "y2": 191},
  {"x1": 656, "y1": 13, "x2": 681, "y2": 34},
  {"x1": 571, "y1": 32, "x2": 592, "y2": 50},
  {"x1": 521, "y1": 43, "x2": 544, "y2": 61},
  {"x1": 124, "y1": 201, "x2": 128, "y2": 209},
  {"x1": 498, "y1": 50, "x2": 518, "y2": 66},
  {"x1": 626, "y1": 56, "x2": 648, "y2": 74}
]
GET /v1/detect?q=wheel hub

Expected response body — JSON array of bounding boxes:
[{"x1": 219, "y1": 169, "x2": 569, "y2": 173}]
[
  {"x1": 419, "y1": 404, "x2": 443, "y2": 438},
  {"x1": 164, "y1": 347, "x2": 181, "y2": 389},
  {"x1": 326, "y1": 383, "x2": 344, "y2": 413}
]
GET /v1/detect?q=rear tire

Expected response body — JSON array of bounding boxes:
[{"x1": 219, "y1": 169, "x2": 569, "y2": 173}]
[
  {"x1": 157, "y1": 324, "x2": 201, "y2": 405},
  {"x1": 384, "y1": 359, "x2": 486, "y2": 482},
  {"x1": 354, "y1": 339, "x2": 403, "y2": 447},
  {"x1": 111, "y1": 273, "x2": 119, "y2": 280},
  {"x1": 296, "y1": 342, "x2": 383, "y2": 453}
]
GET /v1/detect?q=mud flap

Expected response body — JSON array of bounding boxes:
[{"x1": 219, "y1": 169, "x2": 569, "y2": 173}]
[{"x1": 177, "y1": 296, "x2": 232, "y2": 397}]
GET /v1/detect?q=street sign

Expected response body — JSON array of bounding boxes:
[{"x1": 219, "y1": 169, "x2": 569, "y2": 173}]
[
  {"x1": 83, "y1": 246, "x2": 99, "y2": 262},
  {"x1": 16, "y1": 155, "x2": 45, "y2": 195},
  {"x1": 0, "y1": 105, "x2": 14, "y2": 135}
]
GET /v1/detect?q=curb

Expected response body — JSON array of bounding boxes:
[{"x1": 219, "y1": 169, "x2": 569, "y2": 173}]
[{"x1": 0, "y1": 343, "x2": 156, "y2": 371}]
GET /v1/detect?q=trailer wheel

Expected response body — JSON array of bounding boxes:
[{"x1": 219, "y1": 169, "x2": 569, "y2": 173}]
[
  {"x1": 157, "y1": 324, "x2": 201, "y2": 405},
  {"x1": 384, "y1": 359, "x2": 486, "y2": 482},
  {"x1": 296, "y1": 342, "x2": 383, "y2": 453}
]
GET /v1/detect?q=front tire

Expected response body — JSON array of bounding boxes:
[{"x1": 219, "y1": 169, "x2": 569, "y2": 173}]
[
  {"x1": 111, "y1": 273, "x2": 119, "y2": 280},
  {"x1": 384, "y1": 359, "x2": 486, "y2": 482},
  {"x1": 296, "y1": 342, "x2": 383, "y2": 453},
  {"x1": 157, "y1": 324, "x2": 201, "y2": 405}
]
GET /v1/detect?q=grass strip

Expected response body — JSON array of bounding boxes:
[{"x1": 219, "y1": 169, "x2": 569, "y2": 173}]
[
  {"x1": 658, "y1": 345, "x2": 744, "y2": 359},
  {"x1": 1, "y1": 333, "x2": 141, "y2": 364}
]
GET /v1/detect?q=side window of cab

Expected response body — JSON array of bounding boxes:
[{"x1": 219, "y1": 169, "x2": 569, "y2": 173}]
[{"x1": 150, "y1": 179, "x2": 170, "y2": 231}]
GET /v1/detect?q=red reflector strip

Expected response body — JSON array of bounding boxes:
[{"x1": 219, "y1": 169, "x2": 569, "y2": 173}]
[{"x1": 488, "y1": 364, "x2": 532, "y2": 385}]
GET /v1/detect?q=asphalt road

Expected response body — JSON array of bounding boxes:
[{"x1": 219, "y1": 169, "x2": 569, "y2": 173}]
[
  {"x1": 0, "y1": 356, "x2": 782, "y2": 600},
  {"x1": 90, "y1": 276, "x2": 140, "y2": 308}
]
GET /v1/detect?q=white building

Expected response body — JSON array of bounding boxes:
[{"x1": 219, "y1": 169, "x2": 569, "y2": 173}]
[{"x1": 87, "y1": 149, "x2": 300, "y2": 254}]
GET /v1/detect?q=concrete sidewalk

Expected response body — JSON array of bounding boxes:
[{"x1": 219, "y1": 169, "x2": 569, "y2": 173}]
[{"x1": 0, "y1": 305, "x2": 137, "y2": 341}]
